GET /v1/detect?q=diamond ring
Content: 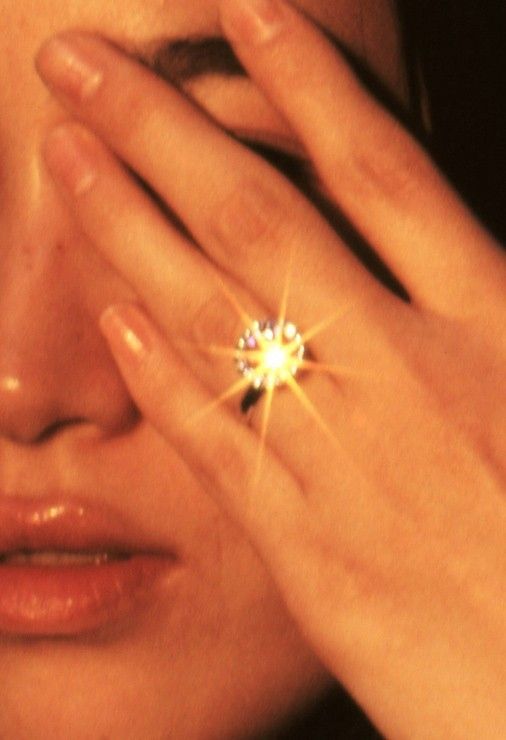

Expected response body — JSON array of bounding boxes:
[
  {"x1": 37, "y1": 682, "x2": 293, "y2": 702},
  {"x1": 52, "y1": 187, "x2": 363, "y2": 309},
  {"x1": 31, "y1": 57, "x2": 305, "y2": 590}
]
[{"x1": 235, "y1": 318, "x2": 305, "y2": 392}]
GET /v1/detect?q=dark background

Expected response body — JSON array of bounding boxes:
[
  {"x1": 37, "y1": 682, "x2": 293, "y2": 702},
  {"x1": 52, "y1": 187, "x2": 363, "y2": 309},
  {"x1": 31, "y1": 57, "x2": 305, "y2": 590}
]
[{"x1": 399, "y1": 0, "x2": 506, "y2": 243}]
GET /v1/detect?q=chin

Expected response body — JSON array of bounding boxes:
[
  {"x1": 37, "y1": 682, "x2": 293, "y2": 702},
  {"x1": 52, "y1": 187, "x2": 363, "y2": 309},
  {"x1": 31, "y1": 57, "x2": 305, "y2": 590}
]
[{"x1": 0, "y1": 537, "x2": 330, "y2": 739}]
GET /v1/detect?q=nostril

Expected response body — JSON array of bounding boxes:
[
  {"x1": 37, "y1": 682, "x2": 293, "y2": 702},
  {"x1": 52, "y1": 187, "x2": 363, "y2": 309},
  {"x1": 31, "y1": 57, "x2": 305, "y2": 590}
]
[
  {"x1": 0, "y1": 296, "x2": 142, "y2": 443},
  {"x1": 33, "y1": 417, "x2": 88, "y2": 444},
  {"x1": 0, "y1": 375, "x2": 83, "y2": 445},
  {"x1": 0, "y1": 366, "x2": 140, "y2": 444},
  {"x1": 0, "y1": 403, "x2": 62, "y2": 446},
  {"x1": 32, "y1": 410, "x2": 141, "y2": 443}
]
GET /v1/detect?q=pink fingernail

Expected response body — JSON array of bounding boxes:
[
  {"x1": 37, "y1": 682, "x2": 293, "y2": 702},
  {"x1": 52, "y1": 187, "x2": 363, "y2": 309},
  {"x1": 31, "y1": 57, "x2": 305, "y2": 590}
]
[
  {"x1": 43, "y1": 126, "x2": 97, "y2": 196},
  {"x1": 100, "y1": 304, "x2": 154, "y2": 368},
  {"x1": 36, "y1": 37, "x2": 103, "y2": 102},
  {"x1": 221, "y1": 0, "x2": 287, "y2": 45}
]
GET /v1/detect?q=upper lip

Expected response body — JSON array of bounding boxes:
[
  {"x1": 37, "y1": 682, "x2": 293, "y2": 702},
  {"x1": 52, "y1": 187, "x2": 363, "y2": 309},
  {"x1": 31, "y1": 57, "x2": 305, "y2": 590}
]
[{"x1": 0, "y1": 495, "x2": 176, "y2": 557}]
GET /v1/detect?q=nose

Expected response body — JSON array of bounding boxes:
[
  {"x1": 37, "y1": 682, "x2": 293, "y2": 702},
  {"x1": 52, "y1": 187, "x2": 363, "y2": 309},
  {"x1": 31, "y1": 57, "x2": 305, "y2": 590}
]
[{"x1": 0, "y1": 123, "x2": 138, "y2": 445}]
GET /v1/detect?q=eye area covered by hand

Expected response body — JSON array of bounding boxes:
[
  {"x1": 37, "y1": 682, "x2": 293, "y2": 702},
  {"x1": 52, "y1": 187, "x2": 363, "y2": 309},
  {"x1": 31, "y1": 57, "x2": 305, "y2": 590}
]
[
  {"x1": 124, "y1": 25, "x2": 424, "y2": 302},
  {"x1": 34, "y1": 0, "x2": 506, "y2": 435},
  {"x1": 130, "y1": 34, "x2": 324, "y2": 208},
  {"x1": 32, "y1": 1, "x2": 502, "y2": 410},
  {"x1": 101, "y1": 29, "x2": 407, "y2": 309}
]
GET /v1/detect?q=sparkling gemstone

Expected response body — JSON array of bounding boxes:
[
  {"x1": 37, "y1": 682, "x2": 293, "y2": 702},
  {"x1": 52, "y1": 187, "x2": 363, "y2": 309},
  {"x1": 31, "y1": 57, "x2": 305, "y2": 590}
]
[{"x1": 235, "y1": 318, "x2": 305, "y2": 390}]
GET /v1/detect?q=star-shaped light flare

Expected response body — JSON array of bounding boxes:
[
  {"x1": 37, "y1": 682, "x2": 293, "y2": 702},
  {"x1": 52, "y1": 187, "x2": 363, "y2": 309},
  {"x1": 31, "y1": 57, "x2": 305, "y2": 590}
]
[{"x1": 179, "y1": 254, "x2": 365, "y2": 490}]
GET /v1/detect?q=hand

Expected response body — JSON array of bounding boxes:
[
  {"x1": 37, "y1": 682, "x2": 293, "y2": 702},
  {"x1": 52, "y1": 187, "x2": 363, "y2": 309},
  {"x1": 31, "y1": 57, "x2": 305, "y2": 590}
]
[{"x1": 36, "y1": 0, "x2": 506, "y2": 736}]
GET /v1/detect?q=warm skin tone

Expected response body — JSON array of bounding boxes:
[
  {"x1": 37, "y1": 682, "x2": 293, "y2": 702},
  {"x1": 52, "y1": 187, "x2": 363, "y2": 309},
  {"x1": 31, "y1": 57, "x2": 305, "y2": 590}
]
[
  {"x1": 2, "y1": 0, "x2": 505, "y2": 738},
  {"x1": 31, "y1": 1, "x2": 506, "y2": 739},
  {"x1": 0, "y1": 1, "x2": 409, "y2": 740}
]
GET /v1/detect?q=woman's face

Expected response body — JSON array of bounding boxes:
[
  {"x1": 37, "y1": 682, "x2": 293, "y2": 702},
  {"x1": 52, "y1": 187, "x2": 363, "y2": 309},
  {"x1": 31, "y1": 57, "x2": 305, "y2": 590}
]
[{"x1": 0, "y1": 1, "x2": 406, "y2": 737}]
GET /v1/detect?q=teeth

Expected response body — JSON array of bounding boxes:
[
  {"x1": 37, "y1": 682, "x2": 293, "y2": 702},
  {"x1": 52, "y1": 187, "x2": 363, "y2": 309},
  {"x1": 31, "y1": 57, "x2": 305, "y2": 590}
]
[{"x1": 0, "y1": 551, "x2": 123, "y2": 566}]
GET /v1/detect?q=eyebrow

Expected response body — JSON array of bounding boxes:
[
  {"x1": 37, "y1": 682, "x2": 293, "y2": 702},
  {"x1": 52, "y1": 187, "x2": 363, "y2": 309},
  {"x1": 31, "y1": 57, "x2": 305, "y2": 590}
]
[
  {"x1": 132, "y1": 36, "x2": 247, "y2": 85},
  {"x1": 130, "y1": 32, "x2": 424, "y2": 134}
]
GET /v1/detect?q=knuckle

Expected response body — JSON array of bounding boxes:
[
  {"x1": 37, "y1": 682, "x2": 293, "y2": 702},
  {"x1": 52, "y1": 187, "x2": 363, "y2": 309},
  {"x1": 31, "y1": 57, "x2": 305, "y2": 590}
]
[
  {"x1": 213, "y1": 178, "x2": 296, "y2": 257},
  {"x1": 339, "y1": 133, "x2": 433, "y2": 207}
]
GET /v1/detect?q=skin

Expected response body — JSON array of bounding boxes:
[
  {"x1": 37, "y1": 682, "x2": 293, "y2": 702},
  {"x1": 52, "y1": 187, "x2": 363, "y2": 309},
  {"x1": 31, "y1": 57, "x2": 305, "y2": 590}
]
[
  {"x1": 0, "y1": 1, "x2": 410, "y2": 739},
  {"x1": 28, "y1": 0, "x2": 506, "y2": 738}
]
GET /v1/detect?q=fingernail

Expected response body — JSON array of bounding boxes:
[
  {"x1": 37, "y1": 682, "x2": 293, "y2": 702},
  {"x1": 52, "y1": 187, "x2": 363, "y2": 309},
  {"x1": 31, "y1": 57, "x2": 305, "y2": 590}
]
[
  {"x1": 221, "y1": 0, "x2": 287, "y2": 45},
  {"x1": 100, "y1": 304, "x2": 154, "y2": 368},
  {"x1": 36, "y1": 37, "x2": 103, "y2": 102},
  {"x1": 43, "y1": 126, "x2": 97, "y2": 196}
]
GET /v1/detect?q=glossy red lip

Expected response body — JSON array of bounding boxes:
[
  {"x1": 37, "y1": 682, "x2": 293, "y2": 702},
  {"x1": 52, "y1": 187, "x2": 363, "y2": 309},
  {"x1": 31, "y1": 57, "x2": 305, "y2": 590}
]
[{"x1": 0, "y1": 496, "x2": 179, "y2": 636}]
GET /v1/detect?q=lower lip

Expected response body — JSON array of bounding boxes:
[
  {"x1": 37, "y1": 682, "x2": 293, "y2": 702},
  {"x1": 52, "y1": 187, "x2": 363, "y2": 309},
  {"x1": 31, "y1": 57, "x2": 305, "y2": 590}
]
[{"x1": 0, "y1": 555, "x2": 175, "y2": 636}]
